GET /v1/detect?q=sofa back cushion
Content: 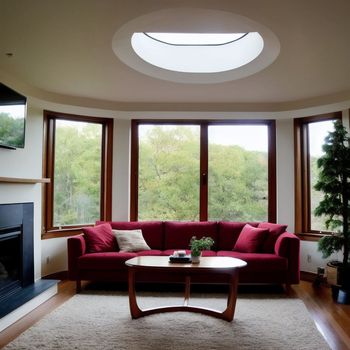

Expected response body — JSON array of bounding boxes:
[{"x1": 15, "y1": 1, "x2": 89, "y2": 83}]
[
  {"x1": 258, "y1": 222, "x2": 288, "y2": 253},
  {"x1": 217, "y1": 222, "x2": 259, "y2": 250},
  {"x1": 96, "y1": 221, "x2": 163, "y2": 250},
  {"x1": 164, "y1": 221, "x2": 218, "y2": 250},
  {"x1": 83, "y1": 223, "x2": 117, "y2": 253},
  {"x1": 233, "y1": 224, "x2": 268, "y2": 253}
]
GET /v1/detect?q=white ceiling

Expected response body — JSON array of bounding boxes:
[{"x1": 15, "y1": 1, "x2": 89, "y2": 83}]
[{"x1": 1, "y1": 0, "x2": 350, "y2": 112}]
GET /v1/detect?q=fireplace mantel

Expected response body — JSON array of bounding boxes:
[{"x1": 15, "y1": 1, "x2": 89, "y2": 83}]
[{"x1": 0, "y1": 177, "x2": 50, "y2": 184}]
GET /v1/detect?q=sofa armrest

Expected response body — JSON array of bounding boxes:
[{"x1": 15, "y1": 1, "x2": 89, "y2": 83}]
[
  {"x1": 274, "y1": 232, "x2": 300, "y2": 284},
  {"x1": 67, "y1": 235, "x2": 86, "y2": 280}
]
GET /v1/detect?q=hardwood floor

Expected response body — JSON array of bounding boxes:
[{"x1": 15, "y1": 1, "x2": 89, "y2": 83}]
[
  {"x1": 0, "y1": 280, "x2": 350, "y2": 349},
  {"x1": 291, "y1": 281, "x2": 350, "y2": 350}
]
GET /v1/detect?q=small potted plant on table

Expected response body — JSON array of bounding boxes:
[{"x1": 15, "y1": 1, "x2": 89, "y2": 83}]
[
  {"x1": 314, "y1": 120, "x2": 350, "y2": 304},
  {"x1": 189, "y1": 236, "x2": 214, "y2": 263}
]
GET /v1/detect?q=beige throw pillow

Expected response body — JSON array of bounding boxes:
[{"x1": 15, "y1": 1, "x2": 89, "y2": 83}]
[{"x1": 112, "y1": 229, "x2": 151, "y2": 252}]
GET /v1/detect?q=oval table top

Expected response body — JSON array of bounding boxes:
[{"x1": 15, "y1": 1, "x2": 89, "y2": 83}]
[{"x1": 125, "y1": 256, "x2": 247, "y2": 270}]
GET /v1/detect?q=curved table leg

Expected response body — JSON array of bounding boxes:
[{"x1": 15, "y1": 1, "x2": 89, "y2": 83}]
[
  {"x1": 222, "y1": 269, "x2": 239, "y2": 321},
  {"x1": 184, "y1": 275, "x2": 191, "y2": 306},
  {"x1": 128, "y1": 267, "x2": 143, "y2": 319},
  {"x1": 127, "y1": 267, "x2": 240, "y2": 322}
]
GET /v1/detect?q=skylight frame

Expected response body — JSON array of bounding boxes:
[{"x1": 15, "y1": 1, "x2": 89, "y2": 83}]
[
  {"x1": 143, "y1": 32, "x2": 249, "y2": 46},
  {"x1": 131, "y1": 31, "x2": 265, "y2": 74}
]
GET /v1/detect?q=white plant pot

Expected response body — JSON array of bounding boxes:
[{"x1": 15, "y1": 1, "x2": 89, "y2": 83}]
[{"x1": 191, "y1": 254, "x2": 201, "y2": 264}]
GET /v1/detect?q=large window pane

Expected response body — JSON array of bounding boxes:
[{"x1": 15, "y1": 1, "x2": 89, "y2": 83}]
[
  {"x1": 53, "y1": 120, "x2": 102, "y2": 226},
  {"x1": 309, "y1": 120, "x2": 336, "y2": 232},
  {"x1": 208, "y1": 125, "x2": 268, "y2": 221},
  {"x1": 138, "y1": 125, "x2": 200, "y2": 220}
]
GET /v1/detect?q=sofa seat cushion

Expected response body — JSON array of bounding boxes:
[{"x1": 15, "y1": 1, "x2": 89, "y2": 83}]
[
  {"x1": 78, "y1": 252, "x2": 137, "y2": 270},
  {"x1": 198, "y1": 250, "x2": 217, "y2": 257},
  {"x1": 162, "y1": 249, "x2": 217, "y2": 257},
  {"x1": 217, "y1": 251, "x2": 288, "y2": 271},
  {"x1": 136, "y1": 250, "x2": 163, "y2": 256},
  {"x1": 164, "y1": 221, "x2": 218, "y2": 250}
]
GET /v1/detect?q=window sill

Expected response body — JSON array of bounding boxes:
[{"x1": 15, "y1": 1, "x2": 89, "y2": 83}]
[
  {"x1": 297, "y1": 232, "x2": 331, "y2": 242},
  {"x1": 42, "y1": 226, "x2": 92, "y2": 239}
]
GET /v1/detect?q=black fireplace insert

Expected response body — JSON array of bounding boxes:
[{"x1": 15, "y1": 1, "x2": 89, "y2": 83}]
[{"x1": 0, "y1": 203, "x2": 34, "y2": 300}]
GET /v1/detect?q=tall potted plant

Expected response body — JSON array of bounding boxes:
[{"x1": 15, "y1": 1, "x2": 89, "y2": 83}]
[{"x1": 314, "y1": 120, "x2": 350, "y2": 303}]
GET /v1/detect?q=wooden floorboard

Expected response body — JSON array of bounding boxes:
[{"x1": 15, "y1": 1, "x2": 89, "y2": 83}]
[
  {"x1": 0, "y1": 280, "x2": 350, "y2": 349},
  {"x1": 291, "y1": 281, "x2": 350, "y2": 350}
]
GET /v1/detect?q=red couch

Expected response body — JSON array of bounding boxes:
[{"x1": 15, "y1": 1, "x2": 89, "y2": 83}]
[{"x1": 67, "y1": 221, "x2": 300, "y2": 292}]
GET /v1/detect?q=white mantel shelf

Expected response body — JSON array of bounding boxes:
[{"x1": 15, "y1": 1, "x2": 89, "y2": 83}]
[{"x1": 0, "y1": 177, "x2": 50, "y2": 184}]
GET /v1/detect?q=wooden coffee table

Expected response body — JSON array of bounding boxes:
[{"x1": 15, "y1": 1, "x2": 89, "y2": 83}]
[{"x1": 125, "y1": 256, "x2": 247, "y2": 322}]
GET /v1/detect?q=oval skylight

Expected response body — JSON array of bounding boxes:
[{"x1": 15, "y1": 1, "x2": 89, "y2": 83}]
[
  {"x1": 112, "y1": 9, "x2": 280, "y2": 83},
  {"x1": 131, "y1": 32, "x2": 264, "y2": 73}
]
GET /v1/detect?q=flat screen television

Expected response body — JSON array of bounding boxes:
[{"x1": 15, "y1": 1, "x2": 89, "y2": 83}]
[{"x1": 0, "y1": 83, "x2": 27, "y2": 150}]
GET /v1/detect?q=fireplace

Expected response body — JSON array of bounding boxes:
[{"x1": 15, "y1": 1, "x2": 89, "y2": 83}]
[
  {"x1": 0, "y1": 202, "x2": 57, "y2": 332},
  {"x1": 0, "y1": 203, "x2": 34, "y2": 301}
]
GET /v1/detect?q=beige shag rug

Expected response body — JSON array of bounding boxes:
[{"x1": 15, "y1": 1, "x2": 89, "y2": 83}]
[{"x1": 4, "y1": 291, "x2": 330, "y2": 350}]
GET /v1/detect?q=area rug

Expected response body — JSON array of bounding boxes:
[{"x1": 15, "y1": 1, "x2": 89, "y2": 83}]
[{"x1": 3, "y1": 291, "x2": 330, "y2": 350}]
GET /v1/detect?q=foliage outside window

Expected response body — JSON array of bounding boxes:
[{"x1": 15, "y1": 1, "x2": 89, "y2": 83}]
[
  {"x1": 0, "y1": 105, "x2": 26, "y2": 148},
  {"x1": 294, "y1": 112, "x2": 342, "y2": 238},
  {"x1": 43, "y1": 111, "x2": 113, "y2": 238},
  {"x1": 138, "y1": 125, "x2": 200, "y2": 221},
  {"x1": 131, "y1": 120, "x2": 276, "y2": 222},
  {"x1": 53, "y1": 120, "x2": 102, "y2": 226},
  {"x1": 208, "y1": 125, "x2": 268, "y2": 221},
  {"x1": 309, "y1": 121, "x2": 336, "y2": 232}
]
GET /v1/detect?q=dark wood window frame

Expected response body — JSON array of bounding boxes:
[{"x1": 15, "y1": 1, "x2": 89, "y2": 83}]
[
  {"x1": 294, "y1": 112, "x2": 342, "y2": 241},
  {"x1": 130, "y1": 119, "x2": 276, "y2": 222},
  {"x1": 42, "y1": 110, "x2": 113, "y2": 239}
]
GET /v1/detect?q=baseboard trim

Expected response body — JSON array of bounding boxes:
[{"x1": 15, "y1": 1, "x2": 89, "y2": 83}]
[
  {"x1": 42, "y1": 271, "x2": 68, "y2": 281},
  {"x1": 300, "y1": 271, "x2": 317, "y2": 282}
]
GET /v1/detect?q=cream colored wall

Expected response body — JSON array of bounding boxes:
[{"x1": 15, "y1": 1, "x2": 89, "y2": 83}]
[
  {"x1": 276, "y1": 119, "x2": 294, "y2": 230},
  {"x1": 41, "y1": 237, "x2": 68, "y2": 277},
  {"x1": 112, "y1": 119, "x2": 131, "y2": 220},
  {"x1": 0, "y1": 105, "x2": 43, "y2": 280}
]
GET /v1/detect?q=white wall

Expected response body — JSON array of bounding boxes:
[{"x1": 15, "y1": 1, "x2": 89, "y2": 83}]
[
  {"x1": 276, "y1": 119, "x2": 294, "y2": 231},
  {"x1": 300, "y1": 241, "x2": 342, "y2": 273},
  {"x1": 112, "y1": 119, "x2": 131, "y2": 221},
  {"x1": 41, "y1": 237, "x2": 68, "y2": 276},
  {"x1": 0, "y1": 105, "x2": 44, "y2": 280}
]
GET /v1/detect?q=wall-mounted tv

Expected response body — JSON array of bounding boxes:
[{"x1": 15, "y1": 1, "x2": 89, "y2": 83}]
[{"x1": 0, "y1": 83, "x2": 27, "y2": 150}]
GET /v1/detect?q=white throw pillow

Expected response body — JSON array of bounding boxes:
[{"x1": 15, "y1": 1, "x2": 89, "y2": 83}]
[{"x1": 112, "y1": 229, "x2": 151, "y2": 252}]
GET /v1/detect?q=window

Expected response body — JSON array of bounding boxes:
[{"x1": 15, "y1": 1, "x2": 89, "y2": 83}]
[
  {"x1": 43, "y1": 111, "x2": 113, "y2": 238},
  {"x1": 131, "y1": 120, "x2": 276, "y2": 222},
  {"x1": 137, "y1": 124, "x2": 200, "y2": 221},
  {"x1": 208, "y1": 125, "x2": 269, "y2": 221},
  {"x1": 294, "y1": 112, "x2": 342, "y2": 238}
]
